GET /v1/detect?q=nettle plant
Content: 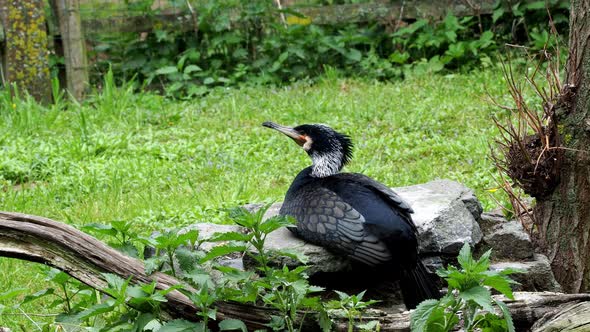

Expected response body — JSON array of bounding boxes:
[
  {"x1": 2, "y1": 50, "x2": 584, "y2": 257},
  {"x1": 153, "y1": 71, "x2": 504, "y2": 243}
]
[
  {"x1": 12, "y1": 206, "x2": 519, "y2": 331},
  {"x1": 411, "y1": 243, "x2": 521, "y2": 332}
]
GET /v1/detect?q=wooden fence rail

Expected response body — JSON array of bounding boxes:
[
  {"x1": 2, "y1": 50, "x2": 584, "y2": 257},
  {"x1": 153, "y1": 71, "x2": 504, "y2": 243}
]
[{"x1": 76, "y1": 0, "x2": 496, "y2": 35}]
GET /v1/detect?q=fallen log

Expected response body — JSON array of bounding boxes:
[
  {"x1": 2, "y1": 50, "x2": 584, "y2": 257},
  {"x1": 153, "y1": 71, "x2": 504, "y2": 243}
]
[{"x1": 1, "y1": 211, "x2": 589, "y2": 331}]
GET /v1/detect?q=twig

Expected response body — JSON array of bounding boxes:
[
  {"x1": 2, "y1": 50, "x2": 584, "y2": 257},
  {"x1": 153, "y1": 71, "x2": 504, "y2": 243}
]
[
  {"x1": 18, "y1": 307, "x2": 42, "y2": 331},
  {"x1": 186, "y1": 0, "x2": 199, "y2": 40},
  {"x1": 462, "y1": 0, "x2": 483, "y2": 34},
  {"x1": 274, "y1": 0, "x2": 287, "y2": 27},
  {"x1": 505, "y1": 43, "x2": 530, "y2": 50},
  {"x1": 1, "y1": 313, "x2": 60, "y2": 317},
  {"x1": 393, "y1": 0, "x2": 406, "y2": 34}
]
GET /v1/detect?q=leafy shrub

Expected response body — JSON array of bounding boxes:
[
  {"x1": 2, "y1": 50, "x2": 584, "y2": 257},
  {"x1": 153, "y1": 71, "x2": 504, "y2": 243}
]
[
  {"x1": 411, "y1": 243, "x2": 521, "y2": 332},
  {"x1": 88, "y1": 0, "x2": 569, "y2": 98}
]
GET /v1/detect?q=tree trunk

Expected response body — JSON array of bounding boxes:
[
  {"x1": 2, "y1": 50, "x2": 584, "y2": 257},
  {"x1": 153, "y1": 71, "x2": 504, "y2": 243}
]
[
  {"x1": 533, "y1": 0, "x2": 590, "y2": 293},
  {"x1": 0, "y1": 0, "x2": 52, "y2": 103},
  {"x1": 50, "y1": 0, "x2": 88, "y2": 101}
]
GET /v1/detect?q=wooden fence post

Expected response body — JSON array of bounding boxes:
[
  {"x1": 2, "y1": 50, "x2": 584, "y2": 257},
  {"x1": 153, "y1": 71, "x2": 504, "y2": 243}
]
[
  {"x1": 0, "y1": 0, "x2": 52, "y2": 103},
  {"x1": 51, "y1": 0, "x2": 88, "y2": 101}
]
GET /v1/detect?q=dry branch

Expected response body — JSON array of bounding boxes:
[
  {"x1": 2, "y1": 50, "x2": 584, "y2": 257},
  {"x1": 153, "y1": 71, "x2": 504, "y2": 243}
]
[{"x1": 1, "y1": 211, "x2": 589, "y2": 331}]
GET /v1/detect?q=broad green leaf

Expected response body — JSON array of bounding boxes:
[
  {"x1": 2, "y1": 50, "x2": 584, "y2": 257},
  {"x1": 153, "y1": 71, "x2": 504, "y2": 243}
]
[
  {"x1": 46, "y1": 269, "x2": 71, "y2": 285},
  {"x1": 345, "y1": 49, "x2": 362, "y2": 62},
  {"x1": 275, "y1": 248, "x2": 309, "y2": 264},
  {"x1": 482, "y1": 273, "x2": 517, "y2": 299},
  {"x1": 389, "y1": 51, "x2": 410, "y2": 64},
  {"x1": 356, "y1": 320, "x2": 379, "y2": 330},
  {"x1": 472, "y1": 249, "x2": 492, "y2": 273},
  {"x1": 206, "y1": 231, "x2": 253, "y2": 243},
  {"x1": 183, "y1": 269, "x2": 214, "y2": 289},
  {"x1": 443, "y1": 13, "x2": 462, "y2": 31},
  {"x1": 492, "y1": 8, "x2": 504, "y2": 23},
  {"x1": 425, "y1": 306, "x2": 453, "y2": 332},
  {"x1": 317, "y1": 308, "x2": 332, "y2": 332},
  {"x1": 334, "y1": 290, "x2": 351, "y2": 301},
  {"x1": 219, "y1": 319, "x2": 247, "y2": 331},
  {"x1": 21, "y1": 288, "x2": 54, "y2": 305},
  {"x1": 278, "y1": 52, "x2": 289, "y2": 63},
  {"x1": 410, "y1": 299, "x2": 440, "y2": 332},
  {"x1": 143, "y1": 317, "x2": 163, "y2": 331},
  {"x1": 155, "y1": 66, "x2": 178, "y2": 75},
  {"x1": 144, "y1": 256, "x2": 166, "y2": 274},
  {"x1": 199, "y1": 244, "x2": 246, "y2": 263},
  {"x1": 159, "y1": 319, "x2": 205, "y2": 332},
  {"x1": 82, "y1": 223, "x2": 118, "y2": 237},
  {"x1": 176, "y1": 229, "x2": 200, "y2": 246},
  {"x1": 104, "y1": 273, "x2": 126, "y2": 291},
  {"x1": 0, "y1": 288, "x2": 26, "y2": 301},
  {"x1": 132, "y1": 312, "x2": 157, "y2": 331},
  {"x1": 393, "y1": 19, "x2": 428, "y2": 36},
  {"x1": 459, "y1": 286, "x2": 494, "y2": 312},
  {"x1": 112, "y1": 242, "x2": 139, "y2": 258},
  {"x1": 259, "y1": 215, "x2": 295, "y2": 234},
  {"x1": 70, "y1": 302, "x2": 116, "y2": 321},
  {"x1": 175, "y1": 247, "x2": 204, "y2": 272},
  {"x1": 111, "y1": 220, "x2": 133, "y2": 233},
  {"x1": 184, "y1": 65, "x2": 202, "y2": 74},
  {"x1": 524, "y1": 1, "x2": 547, "y2": 10},
  {"x1": 457, "y1": 243, "x2": 472, "y2": 270},
  {"x1": 494, "y1": 298, "x2": 515, "y2": 332}
]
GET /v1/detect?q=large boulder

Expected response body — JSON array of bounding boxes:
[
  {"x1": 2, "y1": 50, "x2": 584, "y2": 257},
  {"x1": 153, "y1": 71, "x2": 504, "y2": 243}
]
[{"x1": 394, "y1": 180, "x2": 483, "y2": 255}]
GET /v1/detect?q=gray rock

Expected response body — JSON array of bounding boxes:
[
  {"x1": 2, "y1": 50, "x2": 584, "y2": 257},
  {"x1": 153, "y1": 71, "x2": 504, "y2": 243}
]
[
  {"x1": 490, "y1": 254, "x2": 561, "y2": 292},
  {"x1": 261, "y1": 202, "x2": 282, "y2": 220},
  {"x1": 482, "y1": 220, "x2": 534, "y2": 260},
  {"x1": 479, "y1": 211, "x2": 508, "y2": 234},
  {"x1": 394, "y1": 180, "x2": 483, "y2": 255},
  {"x1": 243, "y1": 227, "x2": 352, "y2": 275}
]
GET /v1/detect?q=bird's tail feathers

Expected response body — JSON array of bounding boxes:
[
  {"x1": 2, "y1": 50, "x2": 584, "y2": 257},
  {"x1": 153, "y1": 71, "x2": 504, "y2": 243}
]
[{"x1": 400, "y1": 261, "x2": 441, "y2": 310}]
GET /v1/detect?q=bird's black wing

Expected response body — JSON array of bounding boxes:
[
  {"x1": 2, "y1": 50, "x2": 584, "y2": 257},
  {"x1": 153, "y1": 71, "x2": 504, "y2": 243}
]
[
  {"x1": 334, "y1": 173, "x2": 413, "y2": 212},
  {"x1": 330, "y1": 172, "x2": 416, "y2": 231},
  {"x1": 280, "y1": 186, "x2": 393, "y2": 266}
]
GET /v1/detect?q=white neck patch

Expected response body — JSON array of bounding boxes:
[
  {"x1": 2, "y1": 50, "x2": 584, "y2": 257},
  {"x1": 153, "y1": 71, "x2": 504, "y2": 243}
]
[{"x1": 310, "y1": 150, "x2": 343, "y2": 177}]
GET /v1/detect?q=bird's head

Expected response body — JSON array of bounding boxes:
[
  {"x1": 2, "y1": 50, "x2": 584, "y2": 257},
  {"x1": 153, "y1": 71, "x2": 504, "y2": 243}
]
[{"x1": 263, "y1": 121, "x2": 353, "y2": 178}]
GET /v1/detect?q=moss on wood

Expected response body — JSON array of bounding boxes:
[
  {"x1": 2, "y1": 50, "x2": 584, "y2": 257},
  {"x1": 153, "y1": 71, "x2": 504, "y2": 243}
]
[{"x1": 0, "y1": 0, "x2": 51, "y2": 103}]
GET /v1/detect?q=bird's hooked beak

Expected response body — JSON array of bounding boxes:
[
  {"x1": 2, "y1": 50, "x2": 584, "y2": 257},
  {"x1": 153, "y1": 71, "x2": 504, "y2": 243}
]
[{"x1": 263, "y1": 121, "x2": 307, "y2": 147}]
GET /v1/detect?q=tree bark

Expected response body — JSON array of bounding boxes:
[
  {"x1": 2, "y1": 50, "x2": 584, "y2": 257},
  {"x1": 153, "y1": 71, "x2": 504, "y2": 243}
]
[
  {"x1": 50, "y1": 0, "x2": 88, "y2": 101},
  {"x1": 2, "y1": 211, "x2": 590, "y2": 331},
  {"x1": 533, "y1": 0, "x2": 590, "y2": 293},
  {"x1": 0, "y1": 0, "x2": 52, "y2": 103}
]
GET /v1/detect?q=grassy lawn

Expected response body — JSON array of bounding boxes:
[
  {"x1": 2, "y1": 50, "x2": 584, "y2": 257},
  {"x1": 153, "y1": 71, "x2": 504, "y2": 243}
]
[{"x1": 0, "y1": 69, "x2": 511, "y2": 329}]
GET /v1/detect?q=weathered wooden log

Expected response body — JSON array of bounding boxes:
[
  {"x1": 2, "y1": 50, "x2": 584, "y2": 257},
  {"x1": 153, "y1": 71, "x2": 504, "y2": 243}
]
[
  {"x1": 531, "y1": 302, "x2": 590, "y2": 331},
  {"x1": 1, "y1": 211, "x2": 589, "y2": 331}
]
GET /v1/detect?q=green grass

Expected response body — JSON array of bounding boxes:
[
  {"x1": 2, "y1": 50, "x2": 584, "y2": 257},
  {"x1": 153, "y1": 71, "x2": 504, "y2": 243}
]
[{"x1": 0, "y1": 69, "x2": 511, "y2": 329}]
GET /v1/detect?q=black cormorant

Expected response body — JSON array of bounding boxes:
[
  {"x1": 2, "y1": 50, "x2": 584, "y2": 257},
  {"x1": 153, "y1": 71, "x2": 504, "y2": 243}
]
[{"x1": 263, "y1": 121, "x2": 440, "y2": 309}]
